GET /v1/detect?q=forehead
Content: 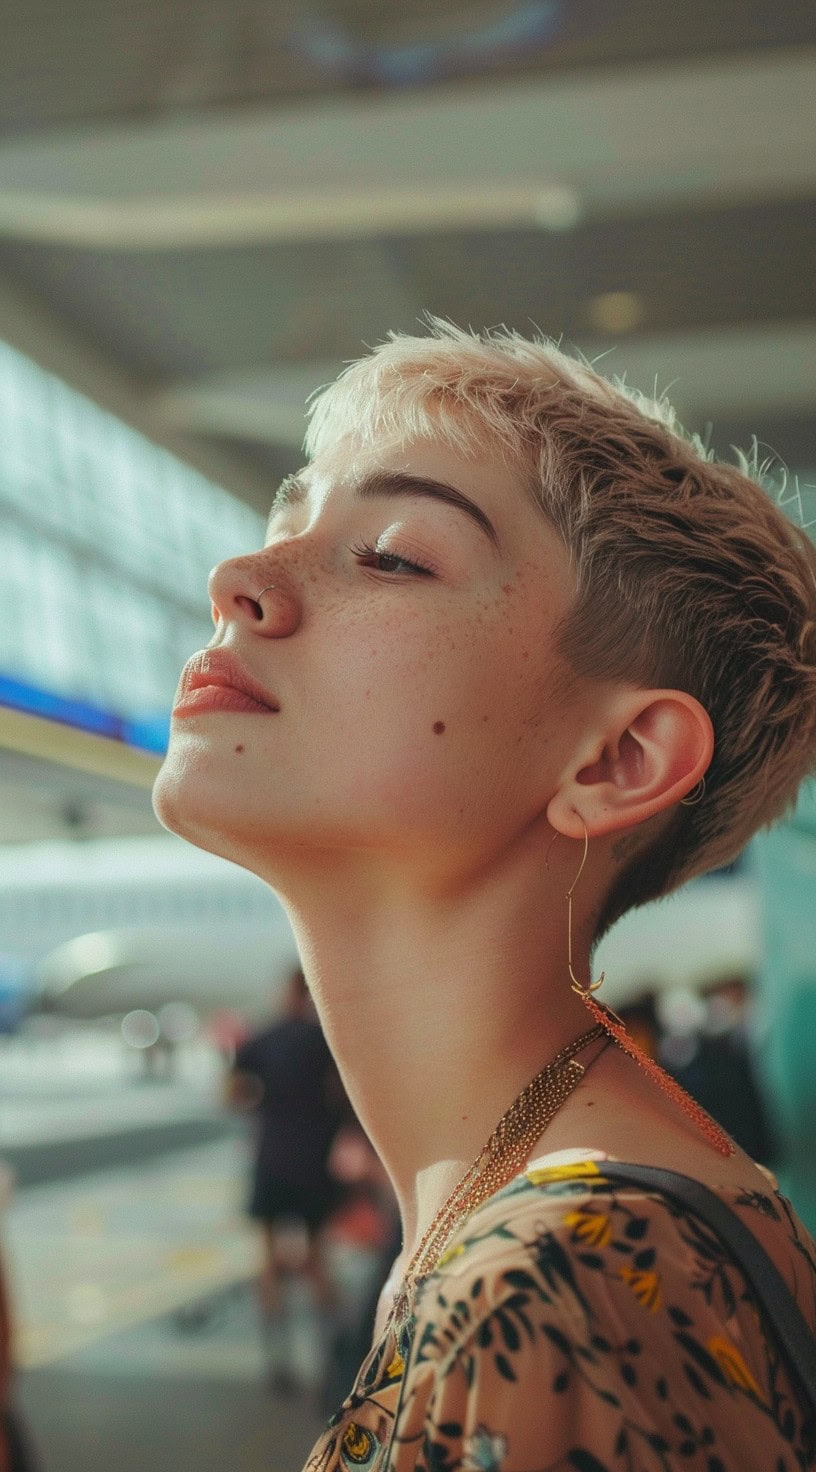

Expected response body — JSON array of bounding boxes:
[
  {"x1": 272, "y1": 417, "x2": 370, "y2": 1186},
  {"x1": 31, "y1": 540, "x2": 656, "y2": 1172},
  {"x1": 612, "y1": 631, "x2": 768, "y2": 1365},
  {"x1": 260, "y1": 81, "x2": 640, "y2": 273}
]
[{"x1": 309, "y1": 432, "x2": 554, "y2": 552}]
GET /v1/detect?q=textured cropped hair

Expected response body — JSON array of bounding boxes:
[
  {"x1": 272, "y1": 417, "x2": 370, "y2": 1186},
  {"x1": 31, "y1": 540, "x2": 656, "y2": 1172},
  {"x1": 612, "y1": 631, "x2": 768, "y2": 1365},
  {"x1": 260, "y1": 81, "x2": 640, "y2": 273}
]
[{"x1": 304, "y1": 318, "x2": 816, "y2": 941}]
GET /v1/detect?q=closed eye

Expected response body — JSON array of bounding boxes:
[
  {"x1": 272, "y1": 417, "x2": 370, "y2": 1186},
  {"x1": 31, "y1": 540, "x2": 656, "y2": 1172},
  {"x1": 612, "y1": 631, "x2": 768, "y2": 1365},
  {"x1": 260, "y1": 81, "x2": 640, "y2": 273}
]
[{"x1": 348, "y1": 540, "x2": 436, "y2": 577}]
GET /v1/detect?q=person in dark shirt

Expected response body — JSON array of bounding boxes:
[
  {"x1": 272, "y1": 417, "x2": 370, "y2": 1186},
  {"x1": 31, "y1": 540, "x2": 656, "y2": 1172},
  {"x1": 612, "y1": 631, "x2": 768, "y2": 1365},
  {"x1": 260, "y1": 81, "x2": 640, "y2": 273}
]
[{"x1": 226, "y1": 966, "x2": 349, "y2": 1391}]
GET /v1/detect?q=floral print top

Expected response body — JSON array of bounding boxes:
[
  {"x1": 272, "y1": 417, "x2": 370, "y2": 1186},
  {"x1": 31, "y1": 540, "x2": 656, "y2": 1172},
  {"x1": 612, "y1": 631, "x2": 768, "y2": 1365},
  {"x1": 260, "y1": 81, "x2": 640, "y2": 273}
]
[{"x1": 304, "y1": 1152, "x2": 816, "y2": 1472}]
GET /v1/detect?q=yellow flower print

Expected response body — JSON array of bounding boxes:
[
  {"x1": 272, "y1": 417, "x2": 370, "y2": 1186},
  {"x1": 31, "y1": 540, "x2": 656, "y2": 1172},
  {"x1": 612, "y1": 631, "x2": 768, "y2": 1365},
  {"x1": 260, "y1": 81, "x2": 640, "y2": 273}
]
[
  {"x1": 385, "y1": 1350, "x2": 404, "y2": 1379},
  {"x1": 618, "y1": 1264, "x2": 662, "y2": 1312},
  {"x1": 437, "y1": 1242, "x2": 467, "y2": 1268},
  {"x1": 707, "y1": 1335, "x2": 765, "y2": 1400},
  {"x1": 526, "y1": 1160, "x2": 604, "y2": 1186},
  {"x1": 563, "y1": 1208, "x2": 613, "y2": 1248}
]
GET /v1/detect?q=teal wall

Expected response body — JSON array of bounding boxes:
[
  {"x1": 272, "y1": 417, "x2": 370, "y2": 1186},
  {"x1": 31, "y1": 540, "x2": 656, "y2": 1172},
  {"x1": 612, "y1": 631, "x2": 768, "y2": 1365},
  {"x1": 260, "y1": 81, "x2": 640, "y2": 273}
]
[{"x1": 750, "y1": 780, "x2": 816, "y2": 1233}]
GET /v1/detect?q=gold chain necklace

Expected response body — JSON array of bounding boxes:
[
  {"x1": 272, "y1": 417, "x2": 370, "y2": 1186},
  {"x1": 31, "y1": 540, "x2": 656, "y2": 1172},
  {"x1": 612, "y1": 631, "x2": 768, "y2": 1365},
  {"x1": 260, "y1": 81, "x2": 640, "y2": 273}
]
[{"x1": 387, "y1": 1021, "x2": 608, "y2": 1335}]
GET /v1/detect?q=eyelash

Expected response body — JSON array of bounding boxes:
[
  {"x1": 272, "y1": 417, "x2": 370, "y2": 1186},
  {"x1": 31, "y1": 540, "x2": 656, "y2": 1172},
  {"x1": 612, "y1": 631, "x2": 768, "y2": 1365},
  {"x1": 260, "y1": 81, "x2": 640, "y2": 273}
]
[{"x1": 347, "y1": 539, "x2": 436, "y2": 578}]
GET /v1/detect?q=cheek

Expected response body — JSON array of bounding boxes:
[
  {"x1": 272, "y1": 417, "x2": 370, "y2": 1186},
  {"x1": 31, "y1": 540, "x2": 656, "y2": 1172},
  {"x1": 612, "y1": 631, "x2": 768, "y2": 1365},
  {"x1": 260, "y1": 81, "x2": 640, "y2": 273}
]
[{"x1": 347, "y1": 616, "x2": 536, "y2": 792}]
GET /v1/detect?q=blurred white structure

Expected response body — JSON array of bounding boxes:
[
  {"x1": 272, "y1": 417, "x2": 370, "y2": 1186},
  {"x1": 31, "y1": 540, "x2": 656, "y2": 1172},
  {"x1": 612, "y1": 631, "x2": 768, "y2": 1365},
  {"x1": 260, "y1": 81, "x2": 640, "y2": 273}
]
[{"x1": 0, "y1": 834, "x2": 761, "y2": 1022}]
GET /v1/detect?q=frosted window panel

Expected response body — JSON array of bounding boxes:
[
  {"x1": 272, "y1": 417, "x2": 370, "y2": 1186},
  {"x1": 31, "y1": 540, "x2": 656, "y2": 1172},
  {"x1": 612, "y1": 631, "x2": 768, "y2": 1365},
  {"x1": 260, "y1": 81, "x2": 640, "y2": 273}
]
[{"x1": 0, "y1": 336, "x2": 265, "y2": 724}]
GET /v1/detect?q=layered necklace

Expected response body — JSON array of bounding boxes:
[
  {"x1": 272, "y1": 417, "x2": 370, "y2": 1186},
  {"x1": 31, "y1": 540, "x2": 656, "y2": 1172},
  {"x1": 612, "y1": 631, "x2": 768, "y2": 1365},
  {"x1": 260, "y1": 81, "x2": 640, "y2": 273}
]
[{"x1": 386, "y1": 1020, "x2": 609, "y2": 1336}]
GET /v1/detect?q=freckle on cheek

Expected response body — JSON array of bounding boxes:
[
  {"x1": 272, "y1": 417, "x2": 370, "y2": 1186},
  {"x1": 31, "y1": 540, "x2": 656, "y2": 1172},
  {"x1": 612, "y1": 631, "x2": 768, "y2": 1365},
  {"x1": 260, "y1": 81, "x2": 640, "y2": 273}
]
[
  {"x1": 432, "y1": 721, "x2": 446, "y2": 735},
  {"x1": 234, "y1": 745, "x2": 245, "y2": 753}
]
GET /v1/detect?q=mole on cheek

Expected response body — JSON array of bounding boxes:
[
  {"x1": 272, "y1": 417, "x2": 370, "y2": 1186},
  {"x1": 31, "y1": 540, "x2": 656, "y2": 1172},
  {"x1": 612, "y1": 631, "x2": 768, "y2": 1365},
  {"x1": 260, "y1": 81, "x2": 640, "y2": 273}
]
[
  {"x1": 432, "y1": 721, "x2": 446, "y2": 735},
  {"x1": 234, "y1": 745, "x2": 245, "y2": 753}
]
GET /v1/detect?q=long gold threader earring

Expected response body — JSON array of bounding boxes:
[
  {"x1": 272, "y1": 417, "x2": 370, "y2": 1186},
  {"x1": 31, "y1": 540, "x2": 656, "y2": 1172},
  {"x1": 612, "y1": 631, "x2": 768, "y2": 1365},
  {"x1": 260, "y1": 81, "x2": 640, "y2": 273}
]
[
  {"x1": 566, "y1": 821, "x2": 605, "y2": 995},
  {"x1": 548, "y1": 816, "x2": 735, "y2": 1157}
]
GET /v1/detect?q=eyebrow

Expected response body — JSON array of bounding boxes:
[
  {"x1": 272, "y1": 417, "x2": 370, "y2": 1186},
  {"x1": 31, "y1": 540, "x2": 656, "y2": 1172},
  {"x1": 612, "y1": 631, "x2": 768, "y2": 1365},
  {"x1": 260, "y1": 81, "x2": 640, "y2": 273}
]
[{"x1": 267, "y1": 468, "x2": 500, "y2": 550}]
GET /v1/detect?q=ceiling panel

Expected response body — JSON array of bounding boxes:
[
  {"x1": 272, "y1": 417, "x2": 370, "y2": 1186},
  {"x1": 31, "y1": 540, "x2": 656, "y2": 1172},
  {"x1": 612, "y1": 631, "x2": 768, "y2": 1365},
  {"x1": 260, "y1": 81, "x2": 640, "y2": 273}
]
[
  {"x1": 0, "y1": 1, "x2": 813, "y2": 138},
  {"x1": 0, "y1": 196, "x2": 812, "y2": 384}
]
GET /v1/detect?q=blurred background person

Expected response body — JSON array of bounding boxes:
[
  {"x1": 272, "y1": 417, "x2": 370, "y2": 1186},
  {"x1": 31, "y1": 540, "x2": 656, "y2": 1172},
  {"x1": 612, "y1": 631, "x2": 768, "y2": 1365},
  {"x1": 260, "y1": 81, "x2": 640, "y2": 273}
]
[
  {"x1": 224, "y1": 966, "x2": 350, "y2": 1396},
  {"x1": 319, "y1": 1119, "x2": 400, "y2": 1417},
  {"x1": 655, "y1": 977, "x2": 779, "y2": 1168}
]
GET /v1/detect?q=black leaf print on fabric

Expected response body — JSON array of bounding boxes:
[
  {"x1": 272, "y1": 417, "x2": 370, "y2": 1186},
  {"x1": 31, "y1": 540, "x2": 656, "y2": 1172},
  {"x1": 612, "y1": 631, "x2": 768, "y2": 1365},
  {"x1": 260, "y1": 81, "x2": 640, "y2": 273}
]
[
  {"x1": 678, "y1": 1215, "x2": 731, "y2": 1266},
  {"x1": 496, "y1": 1308, "x2": 521, "y2": 1352},
  {"x1": 683, "y1": 1361, "x2": 714, "y2": 1399},
  {"x1": 541, "y1": 1322, "x2": 574, "y2": 1358},
  {"x1": 668, "y1": 1306, "x2": 694, "y2": 1328},
  {"x1": 529, "y1": 1229, "x2": 592, "y2": 1314},
  {"x1": 675, "y1": 1333, "x2": 728, "y2": 1387},
  {"x1": 718, "y1": 1270, "x2": 737, "y2": 1320},
  {"x1": 625, "y1": 1216, "x2": 649, "y2": 1239},
  {"x1": 420, "y1": 1437, "x2": 458, "y2": 1472},
  {"x1": 734, "y1": 1189, "x2": 781, "y2": 1220},
  {"x1": 502, "y1": 1268, "x2": 538, "y2": 1292},
  {"x1": 633, "y1": 1247, "x2": 656, "y2": 1270},
  {"x1": 502, "y1": 1291, "x2": 535, "y2": 1341},
  {"x1": 780, "y1": 1408, "x2": 796, "y2": 1441},
  {"x1": 567, "y1": 1450, "x2": 612, "y2": 1472},
  {"x1": 417, "y1": 1319, "x2": 442, "y2": 1360},
  {"x1": 495, "y1": 1351, "x2": 516, "y2": 1383}
]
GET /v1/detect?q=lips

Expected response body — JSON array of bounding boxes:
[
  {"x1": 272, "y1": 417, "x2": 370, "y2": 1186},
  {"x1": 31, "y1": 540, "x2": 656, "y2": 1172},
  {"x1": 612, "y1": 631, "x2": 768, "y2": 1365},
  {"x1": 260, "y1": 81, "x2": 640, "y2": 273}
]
[{"x1": 174, "y1": 649, "x2": 280, "y2": 712}]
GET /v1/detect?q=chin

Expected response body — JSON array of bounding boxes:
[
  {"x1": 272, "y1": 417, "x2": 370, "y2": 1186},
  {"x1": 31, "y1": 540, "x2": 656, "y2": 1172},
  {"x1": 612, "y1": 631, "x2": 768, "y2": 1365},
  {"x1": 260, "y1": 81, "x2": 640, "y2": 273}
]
[
  {"x1": 151, "y1": 753, "x2": 297, "y2": 881},
  {"x1": 152, "y1": 749, "x2": 236, "y2": 851}
]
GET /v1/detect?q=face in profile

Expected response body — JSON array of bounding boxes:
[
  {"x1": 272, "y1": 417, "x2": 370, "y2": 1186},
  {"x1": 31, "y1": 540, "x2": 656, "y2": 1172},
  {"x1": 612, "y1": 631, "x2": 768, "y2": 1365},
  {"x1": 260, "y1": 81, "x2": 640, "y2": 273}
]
[{"x1": 152, "y1": 433, "x2": 583, "y2": 884}]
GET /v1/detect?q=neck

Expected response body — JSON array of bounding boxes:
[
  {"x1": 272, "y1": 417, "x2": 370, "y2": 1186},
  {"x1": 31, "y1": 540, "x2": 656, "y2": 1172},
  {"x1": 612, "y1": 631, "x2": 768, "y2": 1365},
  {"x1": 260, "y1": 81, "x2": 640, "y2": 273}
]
[{"x1": 263, "y1": 832, "x2": 602, "y2": 1262}]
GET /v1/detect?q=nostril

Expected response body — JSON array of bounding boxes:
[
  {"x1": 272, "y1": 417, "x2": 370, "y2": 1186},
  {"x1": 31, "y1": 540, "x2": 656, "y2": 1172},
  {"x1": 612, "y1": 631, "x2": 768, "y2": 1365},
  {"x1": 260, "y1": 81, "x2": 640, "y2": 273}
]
[{"x1": 236, "y1": 594, "x2": 265, "y2": 620}]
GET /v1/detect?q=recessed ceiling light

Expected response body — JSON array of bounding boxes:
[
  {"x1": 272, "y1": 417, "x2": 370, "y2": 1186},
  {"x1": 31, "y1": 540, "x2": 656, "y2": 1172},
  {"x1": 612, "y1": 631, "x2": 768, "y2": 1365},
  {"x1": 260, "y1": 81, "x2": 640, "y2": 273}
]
[{"x1": 587, "y1": 291, "x2": 644, "y2": 333}]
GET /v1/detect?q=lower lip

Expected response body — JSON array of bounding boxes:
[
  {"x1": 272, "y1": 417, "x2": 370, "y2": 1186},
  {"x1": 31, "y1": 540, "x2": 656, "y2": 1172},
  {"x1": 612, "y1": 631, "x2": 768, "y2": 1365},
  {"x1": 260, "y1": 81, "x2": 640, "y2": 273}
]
[{"x1": 172, "y1": 685, "x2": 278, "y2": 716}]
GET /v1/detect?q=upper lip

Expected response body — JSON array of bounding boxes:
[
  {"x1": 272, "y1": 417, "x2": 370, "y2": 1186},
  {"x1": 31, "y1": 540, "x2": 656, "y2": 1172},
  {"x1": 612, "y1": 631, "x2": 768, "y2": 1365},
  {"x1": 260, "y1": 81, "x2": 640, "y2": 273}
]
[{"x1": 177, "y1": 649, "x2": 280, "y2": 710}]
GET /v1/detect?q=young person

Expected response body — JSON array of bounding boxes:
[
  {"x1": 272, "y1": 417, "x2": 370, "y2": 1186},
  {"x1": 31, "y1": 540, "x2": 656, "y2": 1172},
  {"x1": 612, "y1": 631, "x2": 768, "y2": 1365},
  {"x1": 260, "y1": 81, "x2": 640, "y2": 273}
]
[{"x1": 154, "y1": 321, "x2": 816, "y2": 1470}]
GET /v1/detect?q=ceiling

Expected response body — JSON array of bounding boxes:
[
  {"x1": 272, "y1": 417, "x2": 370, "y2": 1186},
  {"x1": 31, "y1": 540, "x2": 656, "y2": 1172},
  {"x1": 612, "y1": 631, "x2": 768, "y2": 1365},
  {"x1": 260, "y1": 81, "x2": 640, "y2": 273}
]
[
  {"x1": 0, "y1": 0, "x2": 814, "y2": 841},
  {"x1": 0, "y1": 0, "x2": 813, "y2": 498}
]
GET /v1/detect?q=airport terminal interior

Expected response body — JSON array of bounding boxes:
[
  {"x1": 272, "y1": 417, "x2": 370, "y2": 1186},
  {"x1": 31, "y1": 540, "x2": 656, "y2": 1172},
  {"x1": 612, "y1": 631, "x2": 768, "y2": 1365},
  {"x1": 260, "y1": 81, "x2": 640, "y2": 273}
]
[{"x1": 0, "y1": 3, "x2": 814, "y2": 1469}]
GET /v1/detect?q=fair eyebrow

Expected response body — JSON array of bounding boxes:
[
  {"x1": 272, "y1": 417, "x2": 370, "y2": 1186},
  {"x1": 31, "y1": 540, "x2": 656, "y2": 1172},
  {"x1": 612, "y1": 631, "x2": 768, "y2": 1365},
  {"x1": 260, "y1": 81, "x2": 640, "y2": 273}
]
[{"x1": 266, "y1": 468, "x2": 500, "y2": 551}]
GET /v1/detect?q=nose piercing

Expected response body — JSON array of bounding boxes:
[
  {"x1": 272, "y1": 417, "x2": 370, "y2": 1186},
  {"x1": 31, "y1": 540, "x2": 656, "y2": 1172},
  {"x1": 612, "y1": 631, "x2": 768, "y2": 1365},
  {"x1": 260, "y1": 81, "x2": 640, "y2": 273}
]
[{"x1": 256, "y1": 585, "x2": 276, "y2": 599}]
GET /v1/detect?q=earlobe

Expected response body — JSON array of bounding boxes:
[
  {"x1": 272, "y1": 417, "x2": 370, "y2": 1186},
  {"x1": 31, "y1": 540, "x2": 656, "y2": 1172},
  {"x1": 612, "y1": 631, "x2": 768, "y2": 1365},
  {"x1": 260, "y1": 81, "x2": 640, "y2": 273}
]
[{"x1": 548, "y1": 689, "x2": 714, "y2": 838}]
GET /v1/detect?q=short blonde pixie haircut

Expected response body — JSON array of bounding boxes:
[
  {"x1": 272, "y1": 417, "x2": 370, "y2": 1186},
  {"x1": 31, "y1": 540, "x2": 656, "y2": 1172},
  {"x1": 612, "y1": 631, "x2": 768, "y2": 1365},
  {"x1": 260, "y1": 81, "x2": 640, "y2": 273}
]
[{"x1": 304, "y1": 319, "x2": 816, "y2": 942}]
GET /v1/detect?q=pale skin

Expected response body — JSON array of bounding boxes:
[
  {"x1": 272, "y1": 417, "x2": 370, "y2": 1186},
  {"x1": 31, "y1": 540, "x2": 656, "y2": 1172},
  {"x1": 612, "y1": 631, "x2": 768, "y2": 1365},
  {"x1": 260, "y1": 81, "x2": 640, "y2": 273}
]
[{"x1": 153, "y1": 429, "x2": 776, "y2": 1343}]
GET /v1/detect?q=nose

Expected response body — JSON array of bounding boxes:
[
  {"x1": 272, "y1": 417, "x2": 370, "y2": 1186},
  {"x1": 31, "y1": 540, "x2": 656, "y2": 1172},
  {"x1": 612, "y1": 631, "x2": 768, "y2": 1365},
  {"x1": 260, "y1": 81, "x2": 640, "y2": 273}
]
[{"x1": 207, "y1": 556, "x2": 301, "y2": 638}]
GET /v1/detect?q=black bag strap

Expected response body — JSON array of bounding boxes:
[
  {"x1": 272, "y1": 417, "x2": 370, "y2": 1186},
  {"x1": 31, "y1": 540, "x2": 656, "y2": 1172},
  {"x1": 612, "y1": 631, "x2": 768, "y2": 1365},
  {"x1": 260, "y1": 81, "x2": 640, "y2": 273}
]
[{"x1": 589, "y1": 1161, "x2": 816, "y2": 1417}]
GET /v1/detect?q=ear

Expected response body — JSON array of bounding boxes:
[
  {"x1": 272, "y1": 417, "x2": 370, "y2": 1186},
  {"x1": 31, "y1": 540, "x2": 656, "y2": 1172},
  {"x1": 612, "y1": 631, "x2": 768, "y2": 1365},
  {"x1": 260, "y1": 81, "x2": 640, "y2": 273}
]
[{"x1": 547, "y1": 688, "x2": 714, "y2": 840}]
